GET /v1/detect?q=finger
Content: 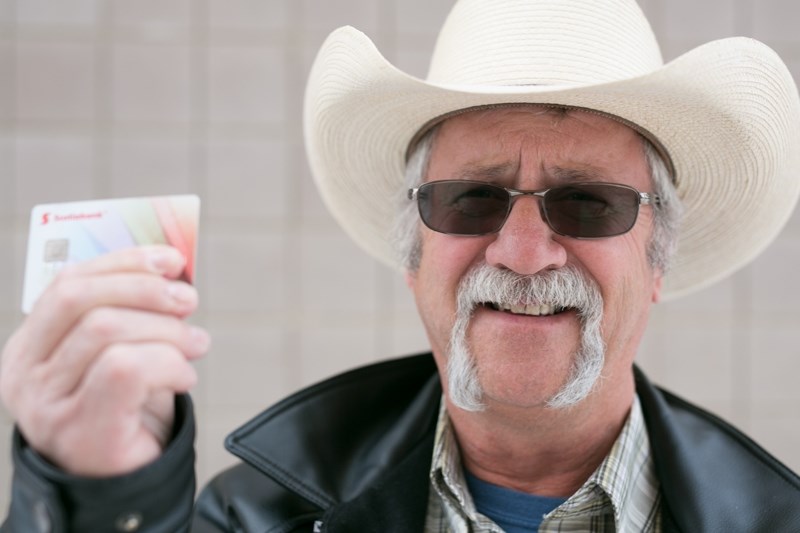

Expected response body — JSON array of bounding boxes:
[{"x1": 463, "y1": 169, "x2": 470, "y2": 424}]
[
  {"x1": 42, "y1": 307, "x2": 210, "y2": 399},
  {"x1": 79, "y1": 342, "x2": 199, "y2": 411},
  {"x1": 0, "y1": 328, "x2": 28, "y2": 413},
  {"x1": 19, "y1": 273, "x2": 199, "y2": 366},
  {"x1": 31, "y1": 343, "x2": 197, "y2": 476},
  {"x1": 62, "y1": 244, "x2": 188, "y2": 281}
]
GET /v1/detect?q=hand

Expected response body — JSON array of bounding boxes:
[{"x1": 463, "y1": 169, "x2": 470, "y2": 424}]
[{"x1": 0, "y1": 245, "x2": 210, "y2": 477}]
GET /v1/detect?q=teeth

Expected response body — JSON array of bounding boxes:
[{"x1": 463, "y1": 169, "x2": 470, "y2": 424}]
[{"x1": 493, "y1": 302, "x2": 561, "y2": 316}]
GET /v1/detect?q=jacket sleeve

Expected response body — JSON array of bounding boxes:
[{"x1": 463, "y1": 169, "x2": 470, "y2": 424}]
[{"x1": 1, "y1": 395, "x2": 197, "y2": 533}]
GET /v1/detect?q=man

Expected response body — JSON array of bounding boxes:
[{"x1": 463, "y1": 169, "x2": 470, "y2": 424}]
[{"x1": 3, "y1": 0, "x2": 800, "y2": 531}]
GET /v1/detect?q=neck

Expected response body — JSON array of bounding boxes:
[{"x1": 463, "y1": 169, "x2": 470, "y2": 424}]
[{"x1": 446, "y1": 371, "x2": 635, "y2": 498}]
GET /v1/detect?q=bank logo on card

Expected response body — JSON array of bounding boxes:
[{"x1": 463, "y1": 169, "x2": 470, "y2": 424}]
[{"x1": 22, "y1": 195, "x2": 200, "y2": 314}]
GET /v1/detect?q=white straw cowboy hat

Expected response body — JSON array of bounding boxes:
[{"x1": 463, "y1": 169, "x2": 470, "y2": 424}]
[{"x1": 303, "y1": 0, "x2": 800, "y2": 299}]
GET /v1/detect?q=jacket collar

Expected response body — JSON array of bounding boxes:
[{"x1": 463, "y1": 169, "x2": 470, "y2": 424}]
[
  {"x1": 225, "y1": 354, "x2": 440, "y2": 511},
  {"x1": 635, "y1": 367, "x2": 800, "y2": 532},
  {"x1": 226, "y1": 354, "x2": 800, "y2": 532}
]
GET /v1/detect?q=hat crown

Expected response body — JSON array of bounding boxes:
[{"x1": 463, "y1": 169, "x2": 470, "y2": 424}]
[{"x1": 427, "y1": 0, "x2": 664, "y2": 87}]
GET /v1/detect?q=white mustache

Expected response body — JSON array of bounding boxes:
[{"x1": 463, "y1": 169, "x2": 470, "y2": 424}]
[
  {"x1": 456, "y1": 263, "x2": 603, "y2": 325},
  {"x1": 447, "y1": 263, "x2": 606, "y2": 411}
]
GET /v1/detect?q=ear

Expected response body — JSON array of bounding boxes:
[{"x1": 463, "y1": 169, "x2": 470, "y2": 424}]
[
  {"x1": 651, "y1": 269, "x2": 664, "y2": 304},
  {"x1": 404, "y1": 270, "x2": 416, "y2": 289}
]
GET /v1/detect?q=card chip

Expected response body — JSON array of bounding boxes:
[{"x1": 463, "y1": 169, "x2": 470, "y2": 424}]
[{"x1": 44, "y1": 238, "x2": 69, "y2": 263}]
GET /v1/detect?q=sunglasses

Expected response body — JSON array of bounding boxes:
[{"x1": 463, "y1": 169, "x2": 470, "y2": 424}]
[{"x1": 408, "y1": 180, "x2": 660, "y2": 239}]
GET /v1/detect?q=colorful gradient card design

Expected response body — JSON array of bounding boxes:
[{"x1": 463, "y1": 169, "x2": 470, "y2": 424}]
[{"x1": 22, "y1": 195, "x2": 200, "y2": 314}]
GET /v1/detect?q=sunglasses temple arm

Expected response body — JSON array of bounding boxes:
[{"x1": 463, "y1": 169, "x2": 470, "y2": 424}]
[{"x1": 640, "y1": 192, "x2": 661, "y2": 206}]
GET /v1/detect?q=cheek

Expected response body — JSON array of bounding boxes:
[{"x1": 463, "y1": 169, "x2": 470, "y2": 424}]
[
  {"x1": 586, "y1": 236, "x2": 658, "y2": 339},
  {"x1": 416, "y1": 232, "x2": 491, "y2": 286},
  {"x1": 411, "y1": 232, "x2": 491, "y2": 322}
]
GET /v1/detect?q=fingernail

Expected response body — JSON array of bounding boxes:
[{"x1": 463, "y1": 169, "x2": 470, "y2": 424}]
[
  {"x1": 149, "y1": 248, "x2": 184, "y2": 275},
  {"x1": 167, "y1": 282, "x2": 196, "y2": 305},
  {"x1": 148, "y1": 251, "x2": 170, "y2": 274},
  {"x1": 189, "y1": 326, "x2": 211, "y2": 353}
]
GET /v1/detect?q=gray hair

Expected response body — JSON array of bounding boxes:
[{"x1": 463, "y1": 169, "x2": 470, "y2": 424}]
[
  {"x1": 643, "y1": 140, "x2": 683, "y2": 273},
  {"x1": 392, "y1": 125, "x2": 438, "y2": 272},
  {"x1": 392, "y1": 119, "x2": 683, "y2": 274}
]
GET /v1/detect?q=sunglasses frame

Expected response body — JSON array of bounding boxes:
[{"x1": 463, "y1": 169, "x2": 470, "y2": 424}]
[{"x1": 408, "y1": 180, "x2": 661, "y2": 239}]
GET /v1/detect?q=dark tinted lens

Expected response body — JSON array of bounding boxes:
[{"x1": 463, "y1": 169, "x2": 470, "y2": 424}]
[
  {"x1": 417, "y1": 181, "x2": 510, "y2": 235},
  {"x1": 543, "y1": 183, "x2": 640, "y2": 238}
]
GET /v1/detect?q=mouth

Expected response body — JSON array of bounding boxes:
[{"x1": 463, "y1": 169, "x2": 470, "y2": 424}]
[{"x1": 484, "y1": 302, "x2": 570, "y2": 317}]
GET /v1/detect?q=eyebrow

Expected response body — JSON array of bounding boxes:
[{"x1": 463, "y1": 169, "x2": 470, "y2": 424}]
[
  {"x1": 550, "y1": 165, "x2": 606, "y2": 182},
  {"x1": 456, "y1": 162, "x2": 518, "y2": 181}
]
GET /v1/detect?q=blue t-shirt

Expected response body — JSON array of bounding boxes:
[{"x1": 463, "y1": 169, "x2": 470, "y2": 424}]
[{"x1": 465, "y1": 471, "x2": 567, "y2": 532}]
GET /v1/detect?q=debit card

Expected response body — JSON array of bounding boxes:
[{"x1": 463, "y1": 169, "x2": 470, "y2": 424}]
[{"x1": 22, "y1": 195, "x2": 200, "y2": 314}]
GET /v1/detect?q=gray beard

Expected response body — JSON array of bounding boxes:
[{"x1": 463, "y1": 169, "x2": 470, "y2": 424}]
[{"x1": 446, "y1": 263, "x2": 605, "y2": 411}]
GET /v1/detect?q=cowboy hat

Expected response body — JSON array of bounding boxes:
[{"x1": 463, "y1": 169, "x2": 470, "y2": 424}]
[{"x1": 303, "y1": 0, "x2": 800, "y2": 299}]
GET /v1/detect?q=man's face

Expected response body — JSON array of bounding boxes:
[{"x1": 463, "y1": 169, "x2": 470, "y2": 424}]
[{"x1": 406, "y1": 107, "x2": 663, "y2": 411}]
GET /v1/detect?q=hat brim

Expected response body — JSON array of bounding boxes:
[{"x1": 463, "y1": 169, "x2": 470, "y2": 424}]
[{"x1": 304, "y1": 27, "x2": 800, "y2": 299}]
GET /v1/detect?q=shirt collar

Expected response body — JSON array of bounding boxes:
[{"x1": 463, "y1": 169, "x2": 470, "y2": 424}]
[
  {"x1": 430, "y1": 401, "x2": 478, "y2": 520},
  {"x1": 429, "y1": 395, "x2": 659, "y2": 530}
]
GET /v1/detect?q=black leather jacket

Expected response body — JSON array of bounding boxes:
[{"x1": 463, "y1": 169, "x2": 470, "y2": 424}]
[{"x1": 4, "y1": 353, "x2": 800, "y2": 532}]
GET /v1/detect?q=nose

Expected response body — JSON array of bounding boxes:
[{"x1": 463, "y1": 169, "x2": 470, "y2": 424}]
[{"x1": 484, "y1": 196, "x2": 568, "y2": 275}]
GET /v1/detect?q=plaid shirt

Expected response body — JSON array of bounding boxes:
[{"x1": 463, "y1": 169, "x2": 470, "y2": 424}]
[{"x1": 424, "y1": 395, "x2": 661, "y2": 532}]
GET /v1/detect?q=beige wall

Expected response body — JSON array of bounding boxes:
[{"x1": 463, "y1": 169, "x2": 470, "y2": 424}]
[{"x1": 2, "y1": 0, "x2": 800, "y2": 513}]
